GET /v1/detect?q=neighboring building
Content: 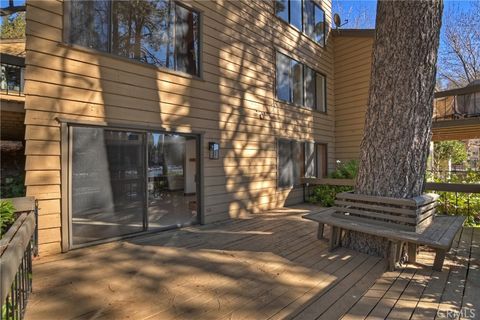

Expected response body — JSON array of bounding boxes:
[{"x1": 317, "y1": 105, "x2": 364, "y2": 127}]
[
  {"x1": 332, "y1": 30, "x2": 480, "y2": 163},
  {"x1": 0, "y1": 39, "x2": 26, "y2": 198}
]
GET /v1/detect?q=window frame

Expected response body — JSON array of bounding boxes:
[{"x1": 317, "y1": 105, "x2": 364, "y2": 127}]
[
  {"x1": 274, "y1": 0, "x2": 326, "y2": 47},
  {"x1": 275, "y1": 51, "x2": 328, "y2": 113},
  {"x1": 63, "y1": 0, "x2": 202, "y2": 78},
  {"x1": 315, "y1": 71, "x2": 328, "y2": 113},
  {"x1": 315, "y1": 142, "x2": 328, "y2": 178},
  {"x1": 277, "y1": 139, "x2": 328, "y2": 188}
]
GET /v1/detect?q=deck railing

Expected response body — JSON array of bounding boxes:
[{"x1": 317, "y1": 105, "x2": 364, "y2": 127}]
[
  {"x1": 433, "y1": 84, "x2": 480, "y2": 121},
  {"x1": 0, "y1": 197, "x2": 37, "y2": 320},
  {"x1": 303, "y1": 178, "x2": 480, "y2": 224}
]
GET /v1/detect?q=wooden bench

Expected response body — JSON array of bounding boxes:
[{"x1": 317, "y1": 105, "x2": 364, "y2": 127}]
[{"x1": 303, "y1": 208, "x2": 465, "y2": 271}]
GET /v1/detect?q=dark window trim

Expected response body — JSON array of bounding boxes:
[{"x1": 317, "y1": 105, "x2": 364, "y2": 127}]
[
  {"x1": 277, "y1": 138, "x2": 328, "y2": 188},
  {"x1": 275, "y1": 51, "x2": 328, "y2": 113},
  {"x1": 63, "y1": 0, "x2": 202, "y2": 77},
  {"x1": 63, "y1": 120, "x2": 204, "y2": 250},
  {"x1": 315, "y1": 142, "x2": 328, "y2": 178},
  {"x1": 274, "y1": 0, "x2": 326, "y2": 48},
  {"x1": 316, "y1": 71, "x2": 328, "y2": 113}
]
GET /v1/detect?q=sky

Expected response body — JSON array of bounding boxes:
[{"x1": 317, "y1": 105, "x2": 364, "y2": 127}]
[
  {"x1": 0, "y1": 0, "x2": 24, "y2": 8},
  {"x1": 332, "y1": 0, "x2": 477, "y2": 29}
]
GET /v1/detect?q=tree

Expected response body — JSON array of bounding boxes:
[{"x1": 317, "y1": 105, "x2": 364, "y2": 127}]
[
  {"x1": 0, "y1": 12, "x2": 25, "y2": 39},
  {"x1": 437, "y1": 1, "x2": 480, "y2": 89},
  {"x1": 347, "y1": 0, "x2": 443, "y2": 256},
  {"x1": 433, "y1": 140, "x2": 467, "y2": 169}
]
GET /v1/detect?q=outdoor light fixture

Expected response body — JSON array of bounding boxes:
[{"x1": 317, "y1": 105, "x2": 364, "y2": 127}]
[{"x1": 209, "y1": 142, "x2": 220, "y2": 159}]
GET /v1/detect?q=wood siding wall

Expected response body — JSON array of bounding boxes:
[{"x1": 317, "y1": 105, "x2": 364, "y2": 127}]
[
  {"x1": 333, "y1": 35, "x2": 373, "y2": 163},
  {"x1": 24, "y1": 0, "x2": 336, "y2": 255}
]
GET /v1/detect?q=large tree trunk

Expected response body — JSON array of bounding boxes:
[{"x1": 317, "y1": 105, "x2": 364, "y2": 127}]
[{"x1": 345, "y1": 0, "x2": 443, "y2": 257}]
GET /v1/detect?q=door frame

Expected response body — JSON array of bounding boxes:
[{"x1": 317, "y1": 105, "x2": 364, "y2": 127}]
[{"x1": 60, "y1": 119, "x2": 204, "y2": 251}]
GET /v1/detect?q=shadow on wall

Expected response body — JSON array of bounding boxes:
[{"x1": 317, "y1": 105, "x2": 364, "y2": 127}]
[{"x1": 212, "y1": 1, "x2": 334, "y2": 220}]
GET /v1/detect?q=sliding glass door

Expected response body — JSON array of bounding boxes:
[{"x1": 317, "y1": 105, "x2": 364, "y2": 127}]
[
  {"x1": 70, "y1": 127, "x2": 199, "y2": 247},
  {"x1": 71, "y1": 127, "x2": 146, "y2": 245},
  {"x1": 147, "y1": 133, "x2": 198, "y2": 228}
]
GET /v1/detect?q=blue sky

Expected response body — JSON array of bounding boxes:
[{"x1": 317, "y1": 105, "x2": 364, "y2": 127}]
[
  {"x1": 332, "y1": 0, "x2": 477, "y2": 29},
  {"x1": 0, "y1": 0, "x2": 24, "y2": 8}
]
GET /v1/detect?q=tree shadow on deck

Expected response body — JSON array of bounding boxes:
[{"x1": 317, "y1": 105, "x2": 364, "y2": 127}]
[{"x1": 26, "y1": 212, "x2": 364, "y2": 320}]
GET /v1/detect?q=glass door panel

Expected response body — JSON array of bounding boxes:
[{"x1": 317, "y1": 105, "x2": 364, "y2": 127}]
[
  {"x1": 147, "y1": 133, "x2": 198, "y2": 228},
  {"x1": 71, "y1": 127, "x2": 146, "y2": 245}
]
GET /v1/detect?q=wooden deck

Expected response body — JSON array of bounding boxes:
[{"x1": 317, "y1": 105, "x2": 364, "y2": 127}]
[{"x1": 25, "y1": 205, "x2": 479, "y2": 320}]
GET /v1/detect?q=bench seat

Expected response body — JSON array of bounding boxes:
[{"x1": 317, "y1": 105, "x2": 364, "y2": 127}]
[{"x1": 303, "y1": 208, "x2": 465, "y2": 271}]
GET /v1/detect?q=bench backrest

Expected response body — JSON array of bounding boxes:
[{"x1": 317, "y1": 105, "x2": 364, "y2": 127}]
[{"x1": 332, "y1": 192, "x2": 439, "y2": 232}]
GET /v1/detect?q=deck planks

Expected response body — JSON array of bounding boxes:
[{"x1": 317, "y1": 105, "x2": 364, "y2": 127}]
[{"x1": 24, "y1": 206, "x2": 479, "y2": 320}]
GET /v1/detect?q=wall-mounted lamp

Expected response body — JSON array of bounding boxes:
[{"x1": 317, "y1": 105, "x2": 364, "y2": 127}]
[{"x1": 209, "y1": 142, "x2": 220, "y2": 160}]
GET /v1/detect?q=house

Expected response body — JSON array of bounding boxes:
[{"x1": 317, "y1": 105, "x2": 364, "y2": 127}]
[
  {"x1": 21, "y1": 0, "x2": 343, "y2": 255},
  {"x1": 12, "y1": 0, "x2": 478, "y2": 256},
  {"x1": 22, "y1": 0, "x2": 470, "y2": 255}
]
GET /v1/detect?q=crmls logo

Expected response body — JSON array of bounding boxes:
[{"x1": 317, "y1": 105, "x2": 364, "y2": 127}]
[{"x1": 437, "y1": 308, "x2": 476, "y2": 319}]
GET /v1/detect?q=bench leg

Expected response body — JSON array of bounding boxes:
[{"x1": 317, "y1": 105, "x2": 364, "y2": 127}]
[
  {"x1": 433, "y1": 249, "x2": 447, "y2": 271},
  {"x1": 407, "y1": 243, "x2": 417, "y2": 263},
  {"x1": 388, "y1": 241, "x2": 398, "y2": 271},
  {"x1": 329, "y1": 226, "x2": 340, "y2": 251},
  {"x1": 317, "y1": 223, "x2": 324, "y2": 240}
]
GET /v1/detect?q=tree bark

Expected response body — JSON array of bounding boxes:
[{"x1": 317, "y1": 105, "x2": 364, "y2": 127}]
[{"x1": 346, "y1": 0, "x2": 443, "y2": 257}]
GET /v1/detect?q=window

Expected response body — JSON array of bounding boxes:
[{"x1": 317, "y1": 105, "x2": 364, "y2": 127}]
[
  {"x1": 316, "y1": 73, "x2": 326, "y2": 112},
  {"x1": 276, "y1": 52, "x2": 291, "y2": 102},
  {"x1": 289, "y1": 0, "x2": 303, "y2": 30},
  {"x1": 276, "y1": 52, "x2": 327, "y2": 112},
  {"x1": 304, "y1": 0, "x2": 325, "y2": 46},
  {"x1": 68, "y1": 0, "x2": 200, "y2": 76},
  {"x1": 304, "y1": 142, "x2": 327, "y2": 178},
  {"x1": 278, "y1": 139, "x2": 302, "y2": 187},
  {"x1": 316, "y1": 143, "x2": 328, "y2": 178},
  {"x1": 275, "y1": 0, "x2": 325, "y2": 46},
  {"x1": 278, "y1": 140, "x2": 328, "y2": 187},
  {"x1": 292, "y1": 59, "x2": 304, "y2": 106}
]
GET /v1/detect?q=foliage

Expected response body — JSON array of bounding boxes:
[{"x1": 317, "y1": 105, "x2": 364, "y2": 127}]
[
  {"x1": 0, "y1": 12, "x2": 26, "y2": 39},
  {"x1": 308, "y1": 160, "x2": 358, "y2": 207},
  {"x1": 308, "y1": 185, "x2": 353, "y2": 207},
  {"x1": 428, "y1": 169, "x2": 480, "y2": 226},
  {"x1": 434, "y1": 140, "x2": 467, "y2": 166},
  {"x1": 0, "y1": 175, "x2": 25, "y2": 199},
  {"x1": 328, "y1": 160, "x2": 359, "y2": 179},
  {"x1": 437, "y1": 1, "x2": 480, "y2": 88},
  {"x1": 0, "y1": 200, "x2": 16, "y2": 237}
]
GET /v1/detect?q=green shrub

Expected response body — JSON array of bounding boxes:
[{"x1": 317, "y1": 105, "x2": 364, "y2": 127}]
[
  {"x1": 0, "y1": 200, "x2": 16, "y2": 237},
  {"x1": 427, "y1": 169, "x2": 480, "y2": 227},
  {"x1": 328, "y1": 160, "x2": 359, "y2": 179},
  {"x1": 308, "y1": 185, "x2": 353, "y2": 207},
  {"x1": 308, "y1": 160, "x2": 358, "y2": 207}
]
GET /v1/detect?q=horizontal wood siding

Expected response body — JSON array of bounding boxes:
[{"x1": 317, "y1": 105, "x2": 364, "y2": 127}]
[
  {"x1": 333, "y1": 36, "x2": 373, "y2": 163},
  {"x1": 25, "y1": 0, "x2": 335, "y2": 255}
]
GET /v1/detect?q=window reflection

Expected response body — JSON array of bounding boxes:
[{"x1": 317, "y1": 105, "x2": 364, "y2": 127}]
[{"x1": 69, "y1": 0, "x2": 200, "y2": 76}]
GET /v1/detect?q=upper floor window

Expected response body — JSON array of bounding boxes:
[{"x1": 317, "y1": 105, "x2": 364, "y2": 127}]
[
  {"x1": 276, "y1": 52, "x2": 327, "y2": 112},
  {"x1": 68, "y1": 0, "x2": 200, "y2": 76},
  {"x1": 275, "y1": 0, "x2": 325, "y2": 46}
]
